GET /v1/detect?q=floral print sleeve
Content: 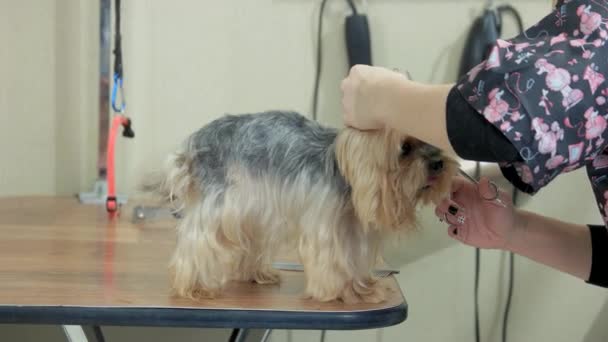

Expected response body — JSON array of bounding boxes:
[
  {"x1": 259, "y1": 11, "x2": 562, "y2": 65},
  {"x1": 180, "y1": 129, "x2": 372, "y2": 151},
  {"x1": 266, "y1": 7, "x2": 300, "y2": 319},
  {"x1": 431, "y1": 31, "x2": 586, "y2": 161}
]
[{"x1": 456, "y1": 0, "x2": 608, "y2": 224}]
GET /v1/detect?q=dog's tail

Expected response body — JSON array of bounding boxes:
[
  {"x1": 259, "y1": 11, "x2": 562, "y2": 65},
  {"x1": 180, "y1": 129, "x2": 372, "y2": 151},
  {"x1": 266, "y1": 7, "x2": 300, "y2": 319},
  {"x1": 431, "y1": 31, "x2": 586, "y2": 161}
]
[{"x1": 139, "y1": 147, "x2": 199, "y2": 214}]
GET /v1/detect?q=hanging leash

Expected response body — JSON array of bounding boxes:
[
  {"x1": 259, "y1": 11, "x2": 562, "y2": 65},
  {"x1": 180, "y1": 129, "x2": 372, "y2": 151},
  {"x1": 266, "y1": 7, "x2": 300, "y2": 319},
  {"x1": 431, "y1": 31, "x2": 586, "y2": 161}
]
[
  {"x1": 111, "y1": 0, "x2": 125, "y2": 113},
  {"x1": 106, "y1": 0, "x2": 134, "y2": 216}
]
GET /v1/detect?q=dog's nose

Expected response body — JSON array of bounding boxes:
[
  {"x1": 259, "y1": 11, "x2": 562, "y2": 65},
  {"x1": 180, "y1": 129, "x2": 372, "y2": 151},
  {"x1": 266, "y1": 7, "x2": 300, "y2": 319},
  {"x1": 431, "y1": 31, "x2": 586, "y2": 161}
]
[{"x1": 428, "y1": 160, "x2": 444, "y2": 174}]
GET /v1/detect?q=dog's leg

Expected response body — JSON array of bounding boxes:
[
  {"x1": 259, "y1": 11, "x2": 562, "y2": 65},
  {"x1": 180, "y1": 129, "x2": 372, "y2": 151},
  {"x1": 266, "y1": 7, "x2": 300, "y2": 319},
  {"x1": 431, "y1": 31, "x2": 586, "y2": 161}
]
[
  {"x1": 229, "y1": 245, "x2": 280, "y2": 285},
  {"x1": 170, "y1": 211, "x2": 220, "y2": 299},
  {"x1": 247, "y1": 254, "x2": 280, "y2": 285},
  {"x1": 219, "y1": 187, "x2": 280, "y2": 286},
  {"x1": 225, "y1": 235, "x2": 280, "y2": 286},
  {"x1": 339, "y1": 273, "x2": 386, "y2": 304},
  {"x1": 170, "y1": 195, "x2": 246, "y2": 299},
  {"x1": 299, "y1": 221, "x2": 386, "y2": 304},
  {"x1": 341, "y1": 228, "x2": 386, "y2": 304}
]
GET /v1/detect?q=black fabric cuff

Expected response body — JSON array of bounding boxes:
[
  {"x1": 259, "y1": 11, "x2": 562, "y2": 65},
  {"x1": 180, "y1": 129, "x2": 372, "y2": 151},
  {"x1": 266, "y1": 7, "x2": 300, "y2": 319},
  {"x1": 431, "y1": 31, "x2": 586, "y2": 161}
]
[
  {"x1": 587, "y1": 224, "x2": 608, "y2": 288},
  {"x1": 445, "y1": 86, "x2": 520, "y2": 163}
]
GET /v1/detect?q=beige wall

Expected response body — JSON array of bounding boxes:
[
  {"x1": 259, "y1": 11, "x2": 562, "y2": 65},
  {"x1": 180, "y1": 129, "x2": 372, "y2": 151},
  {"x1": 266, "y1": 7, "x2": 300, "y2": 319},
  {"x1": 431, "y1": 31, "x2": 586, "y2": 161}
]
[
  {"x1": 3, "y1": 0, "x2": 608, "y2": 341},
  {"x1": 54, "y1": 0, "x2": 99, "y2": 196},
  {"x1": 0, "y1": 0, "x2": 97, "y2": 197},
  {"x1": 0, "y1": 0, "x2": 56, "y2": 195}
]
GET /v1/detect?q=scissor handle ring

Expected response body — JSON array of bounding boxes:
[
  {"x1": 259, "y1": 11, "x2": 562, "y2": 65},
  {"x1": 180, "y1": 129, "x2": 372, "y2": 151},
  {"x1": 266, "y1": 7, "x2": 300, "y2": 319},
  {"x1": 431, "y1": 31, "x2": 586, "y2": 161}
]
[{"x1": 480, "y1": 181, "x2": 501, "y2": 202}]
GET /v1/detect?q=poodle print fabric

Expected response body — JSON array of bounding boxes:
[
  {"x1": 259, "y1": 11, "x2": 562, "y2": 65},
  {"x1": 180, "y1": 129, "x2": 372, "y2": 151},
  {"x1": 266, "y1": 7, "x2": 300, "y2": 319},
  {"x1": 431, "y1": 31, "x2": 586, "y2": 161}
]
[{"x1": 457, "y1": 0, "x2": 608, "y2": 225}]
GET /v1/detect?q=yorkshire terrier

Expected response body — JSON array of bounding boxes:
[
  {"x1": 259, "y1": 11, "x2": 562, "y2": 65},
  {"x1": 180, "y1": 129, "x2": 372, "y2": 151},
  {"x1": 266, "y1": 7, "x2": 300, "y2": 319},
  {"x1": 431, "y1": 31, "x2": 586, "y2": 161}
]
[{"x1": 144, "y1": 110, "x2": 457, "y2": 303}]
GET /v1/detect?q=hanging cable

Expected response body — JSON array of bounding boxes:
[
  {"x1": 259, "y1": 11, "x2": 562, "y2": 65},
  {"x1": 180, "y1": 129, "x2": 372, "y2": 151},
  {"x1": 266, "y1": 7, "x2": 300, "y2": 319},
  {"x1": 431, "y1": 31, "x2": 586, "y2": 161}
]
[
  {"x1": 499, "y1": 8, "x2": 522, "y2": 342},
  {"x1": 501, "y1": 182, "x2": 519, "y2": 342},
  {"x1": 459, "y1": 3, "x2": 524, "y2": 341},
  {"x1": 475, "y1": 248, "x2": 481, "y2": 342},
  {"x1": 502, "y1": 248, "x2": 515, "y2": 342},
  {"x1": 345, "y1": 0, "x2": 357, "y2": 14},
  {"x1": 312, "y1": 0, "x2": 329, "y2": 121},
  {"x1": 473, "y1": 162, "x2": 481, "y2": 342},
  {"x1": 312, "y1": 0, "x2": 363, "y2": 121},
  {"x1": 497, "y1": 5, "x2": 524, "y2": 35}
]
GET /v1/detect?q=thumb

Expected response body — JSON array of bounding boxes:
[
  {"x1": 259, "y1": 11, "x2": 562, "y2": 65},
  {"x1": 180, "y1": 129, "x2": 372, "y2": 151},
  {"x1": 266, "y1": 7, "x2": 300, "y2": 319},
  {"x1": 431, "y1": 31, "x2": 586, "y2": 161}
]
[
  {"x1": 447, "y1": 224, "x2": 468, "y2": 245},
  {"x1": 477, "y1": 177, "x2": 497, "y2": 200}
]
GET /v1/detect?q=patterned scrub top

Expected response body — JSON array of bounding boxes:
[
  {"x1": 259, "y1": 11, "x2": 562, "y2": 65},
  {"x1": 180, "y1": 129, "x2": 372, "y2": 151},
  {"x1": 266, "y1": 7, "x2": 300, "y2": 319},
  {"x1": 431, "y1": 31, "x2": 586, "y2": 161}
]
[{"x1": 456, "y1": 0, "x2": 608, "y2": 226}]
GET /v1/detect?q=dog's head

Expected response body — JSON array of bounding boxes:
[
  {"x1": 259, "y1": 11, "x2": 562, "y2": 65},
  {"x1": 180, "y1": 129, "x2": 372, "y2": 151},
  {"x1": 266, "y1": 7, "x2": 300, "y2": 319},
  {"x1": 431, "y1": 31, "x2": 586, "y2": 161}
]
[{"x1": 335, "y1": 127, "x2": 458, "y2": 232}]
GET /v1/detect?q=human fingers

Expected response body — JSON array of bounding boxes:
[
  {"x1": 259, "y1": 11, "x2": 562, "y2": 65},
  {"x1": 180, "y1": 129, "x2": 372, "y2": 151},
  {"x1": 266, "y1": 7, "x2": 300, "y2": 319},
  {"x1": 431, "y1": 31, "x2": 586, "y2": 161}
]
[
  {"x1": 447, "y1": 224, "x2": 469, "y2": 244},
  {"x1": 449, "y1": 176, "x2": 470, "y2": 195},
  {"x1": 340, "y1": 78, "x2": 349, "y2": 93},
  {"x1": 347, "y1": 64, "x2": 368, "y2": 79},
  {"x1": 435, "y1": 199, "x2": 466, "y2": 225},
  {"x1": 340, "y1": 78, "x2": 355, "y2": 126}
]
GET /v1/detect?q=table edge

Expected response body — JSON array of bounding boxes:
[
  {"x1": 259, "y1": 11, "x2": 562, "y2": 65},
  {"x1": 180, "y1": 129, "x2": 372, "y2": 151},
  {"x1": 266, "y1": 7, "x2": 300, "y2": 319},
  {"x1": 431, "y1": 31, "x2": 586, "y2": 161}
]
[{"x1": 0, "y1": 302, "x2": 407, "y2": 330}]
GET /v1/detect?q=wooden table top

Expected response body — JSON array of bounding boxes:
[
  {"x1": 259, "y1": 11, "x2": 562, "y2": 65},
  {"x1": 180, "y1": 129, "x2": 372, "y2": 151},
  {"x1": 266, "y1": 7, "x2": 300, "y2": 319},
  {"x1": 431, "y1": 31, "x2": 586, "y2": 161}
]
[{"x1": 0, "y1": 196, "x2": 407, "y2": 329}]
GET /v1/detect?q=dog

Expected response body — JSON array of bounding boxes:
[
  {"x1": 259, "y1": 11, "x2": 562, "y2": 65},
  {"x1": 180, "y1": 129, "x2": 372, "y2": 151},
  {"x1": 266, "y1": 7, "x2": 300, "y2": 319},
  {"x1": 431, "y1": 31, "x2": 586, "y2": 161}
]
[{"x1": 143, "y1": 110, "x2": 458, "y2": 303}]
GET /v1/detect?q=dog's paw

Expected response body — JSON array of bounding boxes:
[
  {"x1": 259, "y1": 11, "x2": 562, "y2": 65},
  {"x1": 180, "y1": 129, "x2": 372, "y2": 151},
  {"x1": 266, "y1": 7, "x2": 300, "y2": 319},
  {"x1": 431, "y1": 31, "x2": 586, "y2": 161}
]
[
  {"x1": 252, "y1": 268, "x2": 281, "y2": 285},
  {"x1": 356, "y1": 285, "x2": 386, "y2": 304},
  {"x1": 171, "y1": 285, "x2": 221, "y2": 301},
  {"x1": 303, "y1": 277, "x2": 386, "y2": 304},
  {"x1": 340, "y1": 279, "x2": 386, "y2": 304}
]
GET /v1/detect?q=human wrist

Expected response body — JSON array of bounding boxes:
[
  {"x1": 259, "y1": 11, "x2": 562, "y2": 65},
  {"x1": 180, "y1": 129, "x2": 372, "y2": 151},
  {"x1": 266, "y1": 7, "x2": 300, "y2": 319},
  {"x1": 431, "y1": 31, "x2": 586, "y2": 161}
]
[
  {"x1": 374, "y1": 74, "x2": 414, "y2": 128},
  {"x1": 373, "y1": 75, "x2": 457, "y2": 154},
  {"x1": 410, "y1": 82, "x2": 456, "y2": 154},
  {"x1": 504, "y1": 208, "x2": 530, "y2": 252},
  {"x1": 383, "y1": 78, "x2": 450, "y2": 126}
]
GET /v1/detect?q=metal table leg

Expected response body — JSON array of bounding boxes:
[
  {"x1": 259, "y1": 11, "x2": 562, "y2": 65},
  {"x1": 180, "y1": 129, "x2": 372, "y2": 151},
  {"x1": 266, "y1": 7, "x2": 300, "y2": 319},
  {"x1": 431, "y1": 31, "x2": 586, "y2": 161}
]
[
  {"x1": 62, "y1": 325, "x2": 106, "y2": 342},
  {"x1": 234, "y1": 329, "x2": 248, "y2": 342},
  {"x1": 62, "y1": 326, "x2": 88, "y2": 342},
  {"x1": 229, "y1": 328, "x2": 271, "y2": 342},
  {"x1": 260, "y1": 329, "x2": 272, "y2": 342}
]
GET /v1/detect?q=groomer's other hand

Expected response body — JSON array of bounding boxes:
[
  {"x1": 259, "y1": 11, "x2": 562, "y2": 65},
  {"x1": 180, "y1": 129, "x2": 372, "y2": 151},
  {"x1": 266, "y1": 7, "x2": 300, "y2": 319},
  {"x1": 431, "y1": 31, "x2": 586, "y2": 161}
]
[
  {"x1": 340, "y1": 65, "x2": 407, "y2": 131},
  {"x1": 434, "y1": 177, "x2": 522, "y2": 250}
]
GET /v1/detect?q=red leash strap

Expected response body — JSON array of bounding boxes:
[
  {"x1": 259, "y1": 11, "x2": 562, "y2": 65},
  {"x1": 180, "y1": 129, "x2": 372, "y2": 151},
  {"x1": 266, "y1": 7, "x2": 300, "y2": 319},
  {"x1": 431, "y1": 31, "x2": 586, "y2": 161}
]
[
  {"x1": 106, "y1": 115, "x2": 134, "y2": 215},
  {"x1": 105, "y1": 0, "x2": 134, "y2": 217}
]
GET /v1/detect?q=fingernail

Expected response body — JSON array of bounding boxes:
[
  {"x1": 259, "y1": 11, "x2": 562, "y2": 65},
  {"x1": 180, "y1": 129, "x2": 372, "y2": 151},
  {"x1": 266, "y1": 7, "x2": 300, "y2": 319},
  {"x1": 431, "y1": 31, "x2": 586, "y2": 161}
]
[{"x1": 448, "y1": 205, "x2": 459, "y2": 215}]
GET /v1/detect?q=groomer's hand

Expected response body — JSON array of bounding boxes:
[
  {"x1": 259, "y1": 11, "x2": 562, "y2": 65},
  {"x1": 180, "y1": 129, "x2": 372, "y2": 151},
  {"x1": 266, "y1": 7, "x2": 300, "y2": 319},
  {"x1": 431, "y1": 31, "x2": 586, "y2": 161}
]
[
  {"x1": 340, "y1": 65, "x2": 407, "y2": 131},
  {"x1": 434, "y1": 177, "x2": 523, "y2": 250}
]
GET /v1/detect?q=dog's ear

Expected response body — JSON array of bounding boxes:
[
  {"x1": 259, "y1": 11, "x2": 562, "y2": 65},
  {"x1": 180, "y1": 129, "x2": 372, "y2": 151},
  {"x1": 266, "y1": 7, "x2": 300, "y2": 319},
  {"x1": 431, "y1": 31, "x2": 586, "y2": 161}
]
[
  {"x1": 335, "y1": 129, "x2": 416, "y2": 232},
  {"x1": 376, "y1": 166, "x2": 418, "y2": 231}
]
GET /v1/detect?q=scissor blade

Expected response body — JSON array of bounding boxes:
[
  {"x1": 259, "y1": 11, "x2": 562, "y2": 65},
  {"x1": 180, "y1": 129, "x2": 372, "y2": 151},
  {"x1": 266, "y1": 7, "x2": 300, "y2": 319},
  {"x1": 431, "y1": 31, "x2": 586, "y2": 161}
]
[{"x1": 458, "y1": 168, "x2": 478, "y2": 184}]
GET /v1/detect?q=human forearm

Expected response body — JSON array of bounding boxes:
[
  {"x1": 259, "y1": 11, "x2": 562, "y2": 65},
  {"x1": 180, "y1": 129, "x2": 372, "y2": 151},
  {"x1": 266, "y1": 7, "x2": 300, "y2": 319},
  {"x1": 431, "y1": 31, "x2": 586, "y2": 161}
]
[
  {"x1": 508, "y1": 210, "x2": 592, "y2": 280},
  {"x1": 378, "y1": 78, "x2": 457, "y2": 157}
]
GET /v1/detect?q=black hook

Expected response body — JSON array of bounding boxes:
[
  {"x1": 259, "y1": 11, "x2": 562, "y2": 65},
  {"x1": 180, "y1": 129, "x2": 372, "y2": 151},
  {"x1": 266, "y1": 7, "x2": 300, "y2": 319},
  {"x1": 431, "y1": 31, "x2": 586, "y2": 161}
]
[{"x1": 121, "y1": 118, "x2": 135, "y2": 138}]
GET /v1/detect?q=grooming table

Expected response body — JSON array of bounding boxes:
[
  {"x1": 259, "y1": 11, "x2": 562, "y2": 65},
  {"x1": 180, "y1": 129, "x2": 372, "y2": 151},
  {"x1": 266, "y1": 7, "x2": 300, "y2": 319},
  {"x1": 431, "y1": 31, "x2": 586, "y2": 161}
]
[{"x1": 0, "y1": 196, "x2": 407, "y2": 341}]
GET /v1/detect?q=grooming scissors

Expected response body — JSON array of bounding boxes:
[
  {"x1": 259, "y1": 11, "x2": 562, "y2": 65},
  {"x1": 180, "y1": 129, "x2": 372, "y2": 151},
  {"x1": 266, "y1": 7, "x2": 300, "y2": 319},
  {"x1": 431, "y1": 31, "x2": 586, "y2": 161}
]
[
  {"x1": 458, "y1": 168, "x2": 507, "y2": 208},
  {"x1": 443, "y1": 169, "x2": 507, "y2": 226}
]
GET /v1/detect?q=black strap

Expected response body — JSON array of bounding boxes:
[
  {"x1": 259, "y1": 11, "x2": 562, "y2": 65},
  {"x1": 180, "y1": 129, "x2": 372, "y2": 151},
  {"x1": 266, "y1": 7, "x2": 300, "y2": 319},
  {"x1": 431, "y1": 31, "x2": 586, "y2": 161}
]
[
  {"x1": 445, "y1": 86, "x2": 521, "y2": 163},
  {"x1": 113, "y1": 0, "x2": 123, "y2": 78},
  {"x1": 587, "y1": 225, "x2": 608, "y2": 288}
]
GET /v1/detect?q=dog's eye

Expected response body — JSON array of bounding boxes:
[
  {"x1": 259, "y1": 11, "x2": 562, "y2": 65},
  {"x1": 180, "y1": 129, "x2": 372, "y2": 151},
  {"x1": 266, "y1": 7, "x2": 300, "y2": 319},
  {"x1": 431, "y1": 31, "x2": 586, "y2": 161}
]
[{"x1": 401, "y1": 142, "x2": 413, "y2": 157}]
